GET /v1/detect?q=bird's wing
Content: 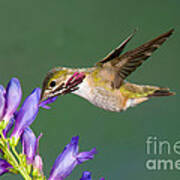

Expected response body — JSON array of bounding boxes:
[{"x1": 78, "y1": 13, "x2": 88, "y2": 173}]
[
  {"x1": 96, "y1": 30, "x2": 136, "y2": 65},
  {"x1": 96, "y1": 29, "x2": 174, "y2": 88}
]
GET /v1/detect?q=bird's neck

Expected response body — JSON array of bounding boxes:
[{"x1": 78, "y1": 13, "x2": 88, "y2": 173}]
[{"x1": 72, "y1": 76, "x2": 92, "y2": 100}]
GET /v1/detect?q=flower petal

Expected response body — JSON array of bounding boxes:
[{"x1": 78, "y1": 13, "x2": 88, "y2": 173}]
[
  {"x1": 80, "y1": 171, "x2": 92, "y2": 180},
  {"x1": 33, "y1": 154, "x2": 43, "y2": 175},
  {"x1": 48, "y1": 136, "x2": 79, "y2": 180},
  {"x1": 0, "y1": 85, "x2": 6, "y2": 120},
  {"x1": 39, "y1": 96, "x2": 58, "y2": 109},
  {"x1": 77, "y1": 148, "x2": 97, "y2": 163},
  {"x1": 21, "y1": 127, "x2": 37, "y2": 164},
  {"x1": 11, "y1": 88, "x2": 41, "y2": 144},
  {"x1": 0, "y1": 159, "x2": 12, "y2": 176},
  {"x1": 4, "y1": 78, "x2": 22, "y2": 123},
  {"x1": 80, "y1": 171, "x2": 105, "y2": 180}
]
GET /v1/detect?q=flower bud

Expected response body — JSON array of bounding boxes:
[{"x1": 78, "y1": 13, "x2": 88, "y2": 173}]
[
  {"x1": 11, "y1": 88, "x2": 40, "y2": 145},
  {"x1": 0, "y1": 85, "x2": 5, "y2": 120},
  {"x1": 80, "y1": 171, "x2": 92, "y2": 180},
  {"x1": 3, "y1": 78, "x2": 22, "y2": 123},
  {"x1": 33, "y1": 154, "x2": 43, "y2": 175},
  {"x1": 21, "y1": 127, "x2": 37, "y2": 164}
]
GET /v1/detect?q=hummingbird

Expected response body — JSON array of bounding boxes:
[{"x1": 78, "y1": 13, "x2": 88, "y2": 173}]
[{"x1": 40, "y1": 29, "x2": 175, "y2": 112}]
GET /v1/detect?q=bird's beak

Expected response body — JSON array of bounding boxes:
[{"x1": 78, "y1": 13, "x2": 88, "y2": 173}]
[
  {"x1": 39, "y1": 88, "x2": 63, "y2": 104},
  {"x1": 39, "y1": 90, "x2": 48, "y2": 104}
]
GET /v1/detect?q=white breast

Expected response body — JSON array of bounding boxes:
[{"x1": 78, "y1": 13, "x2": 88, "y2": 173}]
[
  {"x1": 73, "y1": 79, "x2": 122, "y2": 112},
  {"x1": 72, "y1": 79, "x2": 93, "y2": 101}
]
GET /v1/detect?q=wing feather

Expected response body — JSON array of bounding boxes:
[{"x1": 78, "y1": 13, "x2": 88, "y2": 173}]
[
  {"x1": 112, "y1": 29, "x2": 174, "y2": 80},
  {"x1": 98, "y1": 29, "x2": 174, "y2": 88},
  {"x1": 96, "y1": 30, "x2": 136, "y2": 65}
]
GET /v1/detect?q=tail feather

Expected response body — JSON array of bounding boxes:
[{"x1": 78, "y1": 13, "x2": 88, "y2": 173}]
[
  {"x1": 121, "y1": 83, "x2": 175, "y2": 98},
  {"x1": 122, "y1": 85, "x2": 175, "y2": 111},
  {"x1": 148, "y1": 89, "x2": 175, "y2": 97}
]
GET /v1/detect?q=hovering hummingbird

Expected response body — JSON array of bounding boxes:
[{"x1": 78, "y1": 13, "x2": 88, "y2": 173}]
[{"x1": 40, "y1": 29, "x2": 175, "y2": 112}]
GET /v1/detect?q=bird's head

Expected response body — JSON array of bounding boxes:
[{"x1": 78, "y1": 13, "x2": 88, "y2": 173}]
[{"x1": 40, "y1": 67, "x2": 85, "y2": 102}]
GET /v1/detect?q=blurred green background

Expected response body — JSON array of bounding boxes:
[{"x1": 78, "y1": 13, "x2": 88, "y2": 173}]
[{"x1": 0, "y1": 0, "x2": 179, "y2": 179}]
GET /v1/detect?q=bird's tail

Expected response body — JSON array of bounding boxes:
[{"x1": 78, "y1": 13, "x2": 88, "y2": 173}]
[
  {"x1": 147, "y1": 88, "x2": 175, "y2": 97},
  {"x1": 121, "y1": 83, "x2": 175, "y2": 110},
  {"x1": 121, "y1": 82, "x2": 175, "y2": 98}
]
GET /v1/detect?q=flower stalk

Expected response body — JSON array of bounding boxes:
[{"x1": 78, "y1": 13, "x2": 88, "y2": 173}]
[{"x1": 0, "y1": 128, "x2": 32, "y2": 180}]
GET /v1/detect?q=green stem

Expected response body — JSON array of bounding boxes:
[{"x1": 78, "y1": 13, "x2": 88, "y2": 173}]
[
  {"x1": 11, "y1": 146, "x2": 23, "y2": 166},
  {"x1": 0, "y1": 132, "x2": 32, "y2": 180},
  {"x1": 12, "y1": 146, "x2": 32, "y2": 180}
]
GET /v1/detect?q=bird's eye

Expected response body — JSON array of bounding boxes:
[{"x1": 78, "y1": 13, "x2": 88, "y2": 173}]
[{"x1": 50, "y1": 80, "x2": 56, "y2": 88}]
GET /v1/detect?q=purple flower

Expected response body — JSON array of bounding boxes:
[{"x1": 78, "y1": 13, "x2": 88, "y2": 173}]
[
  {"x1": 0, "y1": 159, "x2": 12, "y2": 176},
  {"x1": 21, "y1": 127, "x2": 38, "y2": 164},
  {"x1": 80, "y1": 171, "x2": 92, "y2": 180},
  {"x1": 0, "y1": 77, "x2": 56, "y2": 145},
  {"x1": 21, "y1": 127, "x2": 44, "y2": 176},
  {"x1": 33, "y1": 154, "x2": 43, "y2": 175},
  {"x1": 10, "y1": 88, "x2": 41, "y2": 144},
  {"x1": 80, "y1": 171, "x2": 105, "y2": 180},
  {"x1": 48, "y1": 136, "x2": 97, "y2": 180},
  {"x1": 0, "y1": 78, "x2": 22, "y2": 123},
  {"x1": 0, "y1": 85, "x2": 5, "y2": 120}
]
